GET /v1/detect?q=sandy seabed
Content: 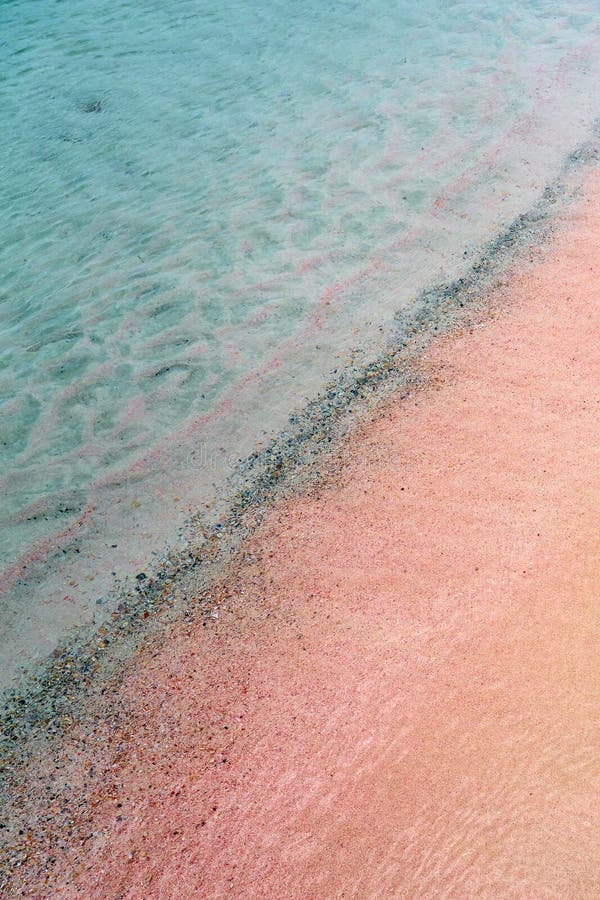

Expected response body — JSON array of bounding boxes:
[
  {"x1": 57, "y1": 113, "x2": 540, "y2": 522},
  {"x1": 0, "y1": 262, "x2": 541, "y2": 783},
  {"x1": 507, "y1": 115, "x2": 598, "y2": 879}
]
[{"x1": 3, "y1": 168, "x2": 600, "y2": 897}]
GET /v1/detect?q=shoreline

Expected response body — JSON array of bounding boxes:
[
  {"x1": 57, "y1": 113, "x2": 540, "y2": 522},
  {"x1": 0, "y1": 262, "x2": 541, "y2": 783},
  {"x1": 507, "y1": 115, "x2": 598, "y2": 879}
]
[
  {"x1": 2, "y1": 136, "x2": 600, "y2": 894},
  {"x1": 1, "y1": 129, "x2": 598, "y2": 719}
]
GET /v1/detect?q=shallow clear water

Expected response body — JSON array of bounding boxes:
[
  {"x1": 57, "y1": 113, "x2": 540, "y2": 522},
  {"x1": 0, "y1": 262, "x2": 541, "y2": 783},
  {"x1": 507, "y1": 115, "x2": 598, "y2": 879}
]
[{"x1": 1, "y1": 0, "x2": 599, "y2": 682}]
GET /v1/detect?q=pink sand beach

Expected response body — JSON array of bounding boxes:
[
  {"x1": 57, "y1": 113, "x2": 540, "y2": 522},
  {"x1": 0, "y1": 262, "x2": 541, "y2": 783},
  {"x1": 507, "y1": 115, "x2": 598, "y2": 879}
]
[{"x1": 5, "y1": 171, "x2": 600, "y2": 896}]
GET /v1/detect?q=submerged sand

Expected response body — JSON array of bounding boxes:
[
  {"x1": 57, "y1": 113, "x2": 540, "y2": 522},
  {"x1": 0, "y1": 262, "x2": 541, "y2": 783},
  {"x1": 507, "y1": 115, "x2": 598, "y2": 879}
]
[{"x1": 3, "y1": 170, "x2": 600, "y2": 896}]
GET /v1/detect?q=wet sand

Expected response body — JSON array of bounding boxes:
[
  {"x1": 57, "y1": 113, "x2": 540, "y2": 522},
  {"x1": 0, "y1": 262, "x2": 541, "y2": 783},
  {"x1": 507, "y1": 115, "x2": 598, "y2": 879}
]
[{"x1": 5, "y1": 171, "x2": 600, "y2": 896}]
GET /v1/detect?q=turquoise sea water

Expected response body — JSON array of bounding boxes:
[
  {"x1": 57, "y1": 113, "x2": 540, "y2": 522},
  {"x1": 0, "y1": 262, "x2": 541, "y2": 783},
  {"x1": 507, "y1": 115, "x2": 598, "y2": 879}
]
[{"x1": 1, "y1": 0, "x2": 600, "y2": 682}]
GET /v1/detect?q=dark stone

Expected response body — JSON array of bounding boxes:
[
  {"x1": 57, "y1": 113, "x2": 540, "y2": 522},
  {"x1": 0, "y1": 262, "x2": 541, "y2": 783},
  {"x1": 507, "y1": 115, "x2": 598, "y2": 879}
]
[{"x1": 81, "y1": 99, "x2": 104, "y2": 114}]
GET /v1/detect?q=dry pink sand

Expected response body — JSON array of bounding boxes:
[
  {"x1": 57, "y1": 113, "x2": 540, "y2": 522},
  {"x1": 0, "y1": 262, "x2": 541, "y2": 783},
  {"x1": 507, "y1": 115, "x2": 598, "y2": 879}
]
[{"x1": 47, "y1": 176, "x2": 600, "y2": 898}]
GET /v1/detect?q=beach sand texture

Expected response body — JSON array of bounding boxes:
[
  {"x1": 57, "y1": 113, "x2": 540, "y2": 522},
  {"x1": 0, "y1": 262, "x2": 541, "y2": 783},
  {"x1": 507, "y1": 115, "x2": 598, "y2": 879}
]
[{"x1": 6, "y1": 173, "x2": 600, "y2": 896}]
